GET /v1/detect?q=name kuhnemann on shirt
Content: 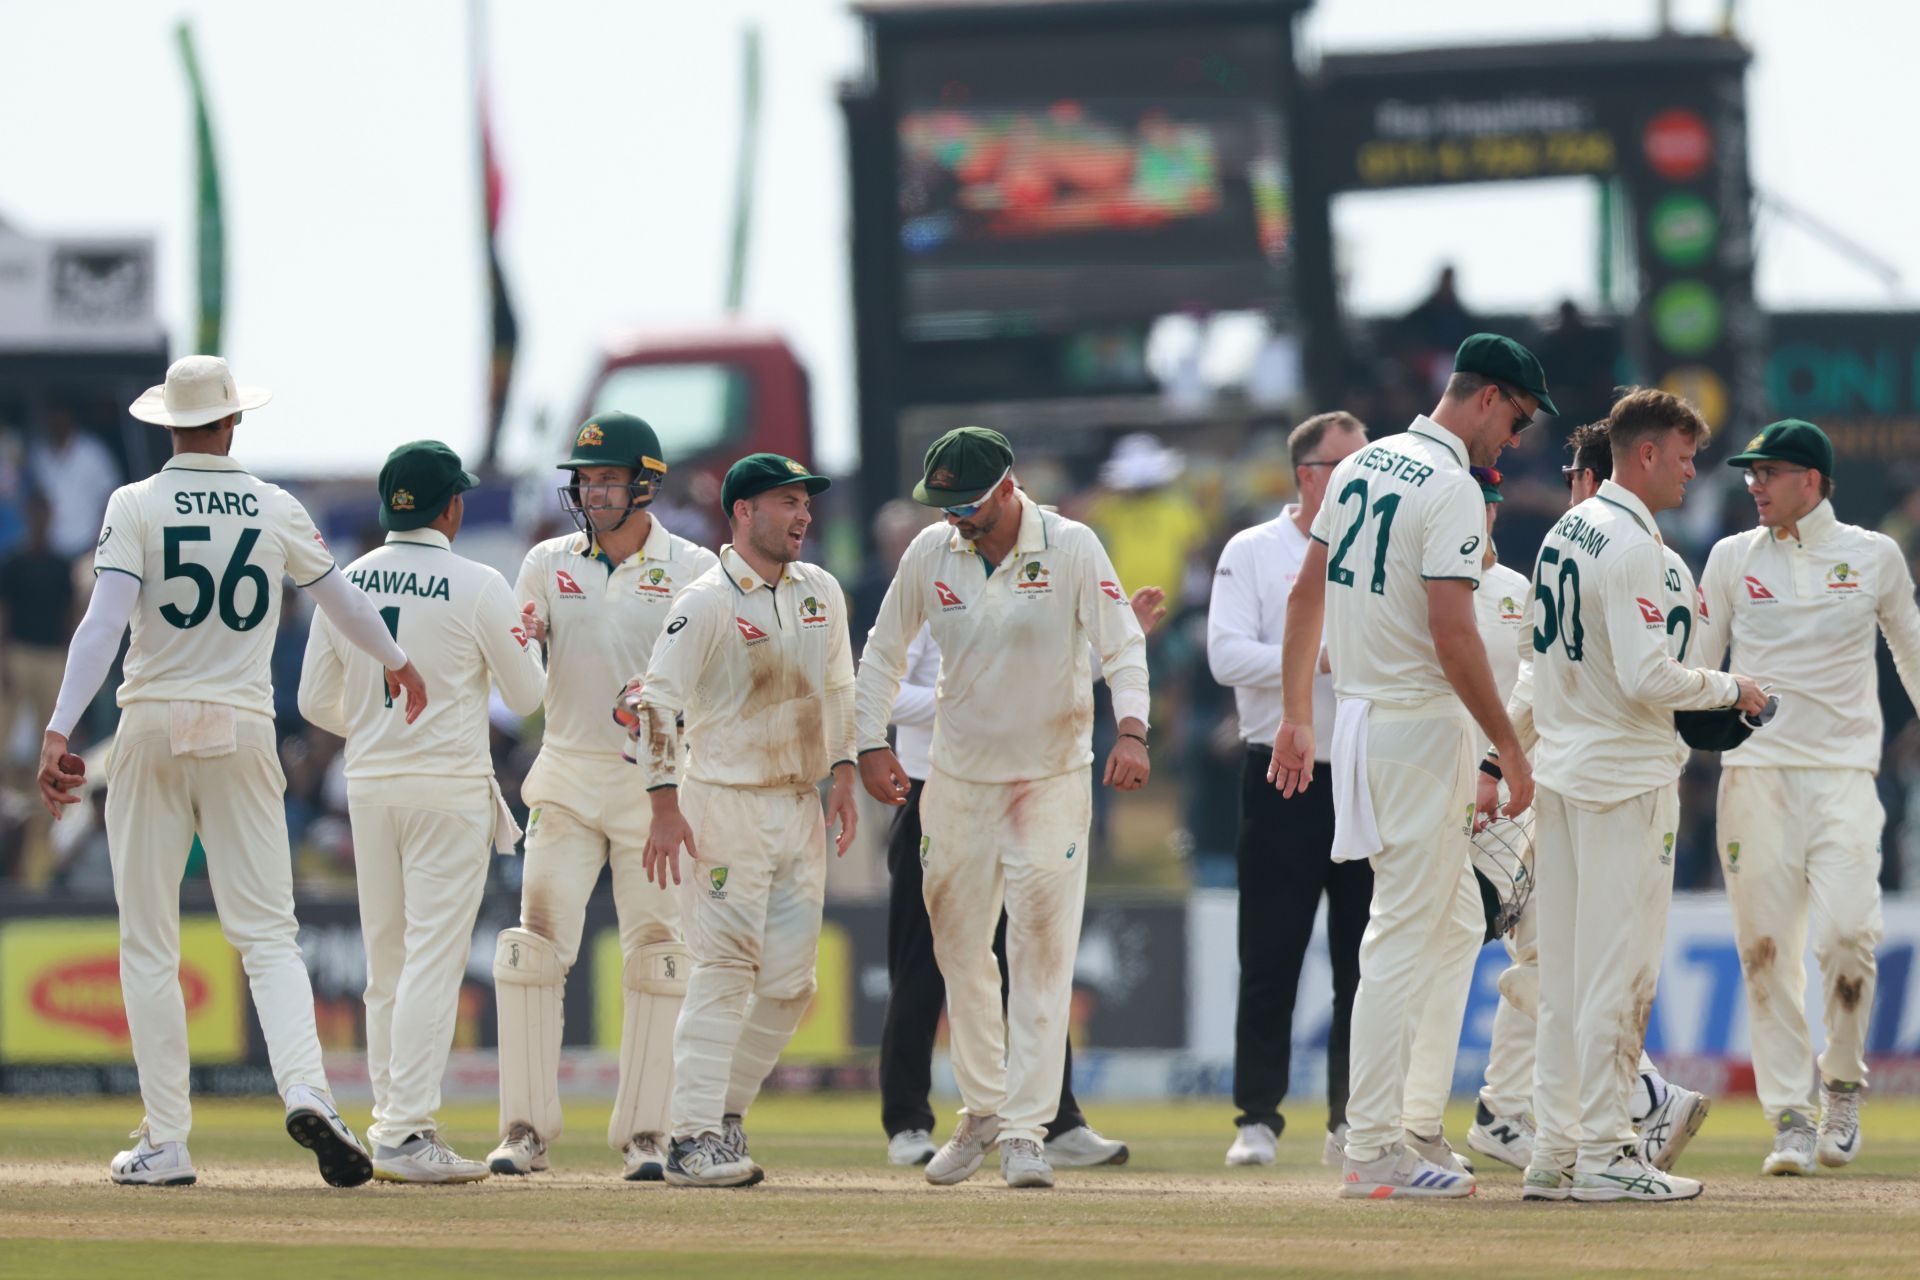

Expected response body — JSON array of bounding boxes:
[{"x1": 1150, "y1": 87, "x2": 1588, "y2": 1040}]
[{"x1": 1552, "y1": 510, "x2": 1611, "y2": 558}]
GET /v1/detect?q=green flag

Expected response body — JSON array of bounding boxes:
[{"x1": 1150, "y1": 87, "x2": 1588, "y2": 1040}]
[{"x1": 176, "y1": 22, "x2": 224, "y2": 355}]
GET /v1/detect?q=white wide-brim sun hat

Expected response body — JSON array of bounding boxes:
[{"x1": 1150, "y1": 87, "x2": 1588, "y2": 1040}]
[{"x1": 129, "y1": 354, "x2": 272, "y2": 427}]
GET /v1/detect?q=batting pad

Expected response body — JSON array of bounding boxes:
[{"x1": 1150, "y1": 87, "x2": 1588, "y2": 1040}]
[
  {"x1": 494, "y1": 928, "x2": 565, "y2": 1142},
  {"x1": 607, "y1": 939, "x2": 687, "y2": 1148}
]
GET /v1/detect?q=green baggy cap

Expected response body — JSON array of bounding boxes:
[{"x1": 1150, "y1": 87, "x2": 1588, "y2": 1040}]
[
  {"x1": 1455, "y1": 333, "x2": 1559, "y2": 418},
  {"x1": 913, "y1": 426, "x2": 1014, "y2": 506},
  {"x1": 721, "y1": 453, "x2": 831, "y2": 515},
  {"x1": 380, "y1": 440, "x2": 478, "y2": 531},
  {"x1": 1724, "y1": 418, "x2": 1834, "y2": 475}
]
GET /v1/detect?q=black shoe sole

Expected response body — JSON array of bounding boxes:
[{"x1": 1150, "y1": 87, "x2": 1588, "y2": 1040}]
[
  {"x1": 286, "y1": 1109, "x2": 373, "y2": 1188},
  {"x1": 624, "y1": 1162, "x2": 666, "y2": 1182},
  {"x1": 111, "y1": 1174, "x2": 197, "y2": 1187}
]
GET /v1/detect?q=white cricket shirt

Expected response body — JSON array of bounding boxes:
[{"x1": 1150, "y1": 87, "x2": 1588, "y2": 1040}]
[
  {"x1": 1309, "y1": 417, "x2": 1486, "y2": 706},
  {"x1": 1697, "y1": 499, "x2": 1920, "y2": 773},
  {"x1": 92, "y1": 454, "x2": 339, "y2": 717},
  {"x1": 891, "y1": 622, "x2": 940, "y2": 781},
  {"x1": 1475, "y1": 561, "x2": 1531, "y2": 709},
  {"x1": 1528, "y1": 480, "x2": 1740, "y2": 805},
  {"x1": 515, "y1": 517, "x2": 717, "y2": 762},
  {"x1": 1208, "y1": 506, "x2": 1335, "y2": 757},
  {"x1": 639, "y1": 546, "x2": 855, "y2": 789},
  {"x1": 299, "y1": 529, "x2": 547, "y2": 778},
  {"x1": 854, "y1": 493, "x2": 1150, "y2": 786}
]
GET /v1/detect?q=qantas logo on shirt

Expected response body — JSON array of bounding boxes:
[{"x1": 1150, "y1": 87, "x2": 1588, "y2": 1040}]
[
  {"x1": 556, "y1": 569, "x2": 585, "y2": 598},
  {"x1": 1636, "y1": 598, "x2": 1665, "y2": 625},
  {"x1": 1744, "y1": 575, "x2": 1777, "y2": 602},
  {"x1": 1099, "y1": 580, "x2": 1125, "y2": 602},
  {"x1": 511, "y1": 625, "x2": 530, "y2": 649},
  {"x1": 1697, "y1": 585, "x2": 1710, "y2": 620},
  {"x1": 735, "y1": 617, "x2": 769, "y2": 643},
  {"x1": 934, "y1": 580, "x2": 966, "y2": 611}
]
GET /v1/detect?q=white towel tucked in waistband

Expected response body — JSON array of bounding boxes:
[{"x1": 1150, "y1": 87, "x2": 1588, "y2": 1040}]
[
  {"x1": 489, "y1": 777, "x2": 523, "y2": 855},
  {"x1": 1329, "y1": 697, "x2": 1382, "y2": 863},
  {"x1": 168, "y1": 701, "x2": 236, "y2": 759}
]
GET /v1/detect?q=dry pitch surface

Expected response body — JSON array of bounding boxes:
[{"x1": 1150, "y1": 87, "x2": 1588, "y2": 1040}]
[{"x1": 3, "y1": 1093, "x2": 1918, "y2": 1278}]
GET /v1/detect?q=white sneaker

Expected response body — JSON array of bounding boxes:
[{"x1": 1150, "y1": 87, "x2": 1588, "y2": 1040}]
[
  {"x1": 109, "y1": 1127, "x2": 196, "y2": 1186},
  {"x1": 1762, "y1": 1110, "x2": 1818, "y2": 1176},
  {"x1": 1571, "y1": 1148, "x2": 1702, "y2": 1202},
  {"x1": 1226, "y1": 1122, "x2": 1278, "y2": 1167},
  {"x1": 1322, "y1": 1124, "x2": 1348, "y2": 1167},
  {"x1": 1521, "y1": 1163, "x2": 1573, "y2": 1202},
  {"x1": 622, "y1": 1132, "x2": 666, "y2": 1182},
  {"x1": 1001, "y1": 1137, "x2": 1054, "y2": 1188},
  {"x1": 372, "y1": 1132, "x2": 489, "y2": 1184},
  {"x1": 487, "y1": 1122, "x2": 549, "y2": 1175},
  {"x1": 1638, "y1": 1084, "x2": 1710, "y2": 1171},
  {"x1": 925, "y1": 1113, "x2": 1000, "y2": 1186},
  {"x1": 1468, "y1": 1102, "x2": 1534, "y2": 1171},
  {"x1": 284, "y1": 1084, "x2": 372, "y2": 1188},
  {"x1": 1044, "y1": 1125, "x2": 1128, "y2": 1168},
  {"x1": 887, "y1": 1129, "x2": 937, "y2": 1166},
  {"x1": 664, "y1": 1133, "x2": 763, "y2": 1188},
  {"x1": 1405, "y1": 1128, "x2": 1473, "y2": 1174},
  {"x1": 1817, "y1": 1082, "x2": 1863, "y2": 1168},
  {"x1": 723, "y1": 1113, "x2": 749, "y2": 1160},
  {"x1": 1340, "y1": 1144, "x2": 1475, "y2": 1199}
]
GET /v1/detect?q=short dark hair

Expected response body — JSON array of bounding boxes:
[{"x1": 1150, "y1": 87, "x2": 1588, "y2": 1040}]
[
  {"x1": 1443, "y1": 371, "x2": 1514, "y2": 403},
  {"x1": 1288, "y1": 411, "x2": 1366, "y2": 470},
  {"x1": 1565, "y1": 421, "x2": 1612, "y2": 481},
  {"x1": 1604, "y1": 387, "x2": 1709, "y2": 460}
]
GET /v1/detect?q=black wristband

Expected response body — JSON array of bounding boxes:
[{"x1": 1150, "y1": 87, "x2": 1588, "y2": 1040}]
[
  {"x1": 1120, "y1": 731, "x2": 1149, "y2": 747},
  {"x1": 1478, "y1": 758, "x2": 1503, "y2": 781}
]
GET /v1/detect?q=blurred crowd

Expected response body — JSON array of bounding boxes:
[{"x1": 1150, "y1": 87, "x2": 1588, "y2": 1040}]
[{"x1": 6, "y1": 344, "x2": 1920, "y2": 900}]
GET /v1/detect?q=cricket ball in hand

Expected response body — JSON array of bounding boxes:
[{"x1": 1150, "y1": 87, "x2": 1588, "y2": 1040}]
[{"x1": 60, "y1": 753, "x2": 85, "y2": 778}]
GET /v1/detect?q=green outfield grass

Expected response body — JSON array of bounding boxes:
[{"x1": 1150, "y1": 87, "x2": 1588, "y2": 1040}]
[{"x1": 2, "y1": 1092, "x2": 1917, "y2": 1279}]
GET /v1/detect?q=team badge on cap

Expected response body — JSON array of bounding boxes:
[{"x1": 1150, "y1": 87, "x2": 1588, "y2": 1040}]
[
  {"x1": 576, "y1": 423, "x2": 605, "y2": 448},
  {"x1": 390, "y1": 488, "x2": 415, "y2": 511}
]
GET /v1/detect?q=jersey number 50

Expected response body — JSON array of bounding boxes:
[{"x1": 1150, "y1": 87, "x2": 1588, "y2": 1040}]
[
  {"x1": 159, "y1": 525, "x2": 270, "y2": 632},
  {"x1": 1532, "y1": 546, "x2": 1584, "y2": 661}
]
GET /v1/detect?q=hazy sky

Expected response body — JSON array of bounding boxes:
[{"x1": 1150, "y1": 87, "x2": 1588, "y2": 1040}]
[{"x1": 1, "y1": 0, "x2": 1911, "y2": 476}]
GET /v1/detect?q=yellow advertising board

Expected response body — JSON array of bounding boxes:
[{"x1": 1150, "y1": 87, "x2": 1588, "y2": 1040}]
[
  {"x1": 0, "y1": 916, "x2": 245, "y2": 1063},
  {"x1": 592, "y1": 920, "x2": 851, "y2": 1062}
]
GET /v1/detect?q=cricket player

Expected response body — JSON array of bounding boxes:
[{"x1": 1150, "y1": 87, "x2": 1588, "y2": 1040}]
[
  {"x1": 1517, "y1": 388, "x2": 1766, "y2": 1203},
  {"x1": 1695, "y1": 418, "x2": 1920, "y2": 1175},
  {"x1": 298, "y1": 441, "x2": 547, "y2": 1182},
  {"x1": 1268, "y1": 334, "x2": 1546, "y2": 1199},
  {"x1": 487, "y1": 412, "x2": 718, "y2": 1180},
  {"x1": 632, "y1": 453, "x2": 857, "y2": 1188},
  {"x1": 1466, "y1": 423, "x2": 1712, "y2": 1175},
  {"x1": 855, "y1": 426, "x2": 1151, "y2": 1191},
  {"x1": 36, "y1": 355, "x2": 427, "y2": 1188}
]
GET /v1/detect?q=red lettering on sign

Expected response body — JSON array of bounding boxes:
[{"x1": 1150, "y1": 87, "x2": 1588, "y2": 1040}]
[{"x1": 30, "y1": 955, "x2": 208, "y2": 1041}]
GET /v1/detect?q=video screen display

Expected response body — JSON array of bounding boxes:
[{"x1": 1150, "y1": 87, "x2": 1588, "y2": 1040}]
[{"x1": 892, "y1": 24, "x2": 1293, "y2": 339}]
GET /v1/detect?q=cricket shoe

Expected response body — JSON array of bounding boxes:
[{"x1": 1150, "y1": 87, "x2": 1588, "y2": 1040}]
[
  {"x1": 1467, "y1": 1101, "x2": 1534, "y2": 1171},
  {"x1": 1340, "y1": 1144, "x2": 1475, "y2": 1199},
  {"x1": 1045, "y1": 1125, "x2": 1128, "y2": 1167},
  {"x1": 1637, "y1": 1084, "x2": 1710, "y2": 1171},
  {"x1": 926, "y1": 1113, "x2": 1001, "y2": 1185},
  {"x1": 284, "y1": 1084, "x2": 373, "y2": 1188},
  {"x1": 1817, "y1": 1082, "x2": 1863, "y2": 1168},
  {"x1": 1521, "y1": 1163, "x2": 1573, "y2": 1202},
  {"x1": 372, "y1": 1132, "x2": 490, "y2": 1184},
  {"x1": 887, "y1": 1129, "x2": 937, "y2": 1166},
  {"x1": 1762, "y1": 1110, "x2": 1818, "y2": 1176},
  {"x1": 1225, "y1": 1122, "x2": 1278, "y2": 1167},
  {"x1": 1571, "y1": 1149, "x2": 1702, "y2": 1202},
  {"x1": 109, "y1": 1127, "x2": 196, "y2": 1187},
  {"x1": 1405, "y1": 1128, "x2": 1473, "y2": 1174},
  {"x1": 1322, "y1": 1124, "x2": 1348, "y2": 1167},
  {"x1": 723, "y1": 1113, "x2": 750, "y2": 1159},
  {"x1": 622, "y1": 1132, "x2": 667, "y2": 1182},
  {"x1": 664, "y1": 1133, "x2": 763, "y2": 1188},
  {"x1": 1001, "y1": 1137, "x2": 1055, "y2": 1188},
  {"x1": 487, "y1": 1123, "x2": 549, "y2": 1175}
]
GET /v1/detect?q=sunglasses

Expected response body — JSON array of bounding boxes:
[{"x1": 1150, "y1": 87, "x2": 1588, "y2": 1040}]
[
  {"x1": 1499, "y1": 389, "x2": 1535, "y2": 435},
  {"x1": 942, "y1": 466, "x2": 1010, "y2": 518}
]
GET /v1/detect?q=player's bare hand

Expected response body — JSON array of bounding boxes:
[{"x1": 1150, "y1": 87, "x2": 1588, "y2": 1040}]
[
  {"x1": 385, "y1": 660, "x2": 427, "y2": 724},
  {"x1": 519, "y1": 601, "x2": 548, "y2": 646},
  {"x1": 1103, "y1": 733, "x2": 1150, "y2": 791},
  {"x1": 36, "y1": 731, "x2": 85, "y2": 820},
  {"x1": 1473, "y1": 767, "x2": 1501, "y2": 831},
  {"x1": 1731, "y1": 674, "x2": 1769, "y2": 717},
  {"x1": 1129, "y1": 586, "x2": 1168, "y2": 636},
  {"x1": 827, "y1": 766, "x2": 859, "y2": 855},
  {"x1": 644, "y1": 802, "x2": 698, "y2": 887},
  {"x1": 1267, "y1": 719, "x2": 1314, "y2": 797},
  {"x1": 858, "y1": 749, "x2": 912, "y2": 806},
  {"x1": 1500, "y1": 749, "x2": 1534, "y2": 818}
]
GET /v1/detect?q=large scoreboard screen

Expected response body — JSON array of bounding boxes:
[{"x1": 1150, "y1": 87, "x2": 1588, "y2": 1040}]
[{"x1": 888, "y1": 22, "x2": 1294, "y2": 339}]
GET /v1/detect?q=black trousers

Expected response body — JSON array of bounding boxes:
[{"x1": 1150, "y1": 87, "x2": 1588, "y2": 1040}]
[
  {"x1": 879, "y1": 778, "x2": 1085, "y2": 1139},
  {"x1": 1233, "y1": 752, "x2": 1372, "y2": 1133}
]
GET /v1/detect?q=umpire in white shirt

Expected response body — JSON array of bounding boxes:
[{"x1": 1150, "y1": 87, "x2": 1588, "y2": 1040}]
[{"x1": 1207, "y1": 411, "x2": 1371, "y2": 1167}]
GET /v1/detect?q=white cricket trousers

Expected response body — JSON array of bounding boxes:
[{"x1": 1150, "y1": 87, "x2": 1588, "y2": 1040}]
[
  {"x1": 348, "y1": 775, "x2": 493, "y2": 1150},
  {"x1": 1340, "y1": 704, "x2": 1476, "y2": 1165},
  {"x1": 1531, "y1": 783, "x2": 1678, "y2": 1174},
  {"x1": 921, "y1": 766, "x2": 1091, "y2": 1147},
  {"x1": 105, "y1": 702, "x2": 328, "y2": 1144},
  {"x1": 1718, "y1": 766, "x2": 1884, "y2": 1120},
  {"x1": 670, "y1": 779, "x2": 827, "y2": 1141},
  {"x1": 1401, "y1": 861, "x2": 1486, "y2": 1136}
]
